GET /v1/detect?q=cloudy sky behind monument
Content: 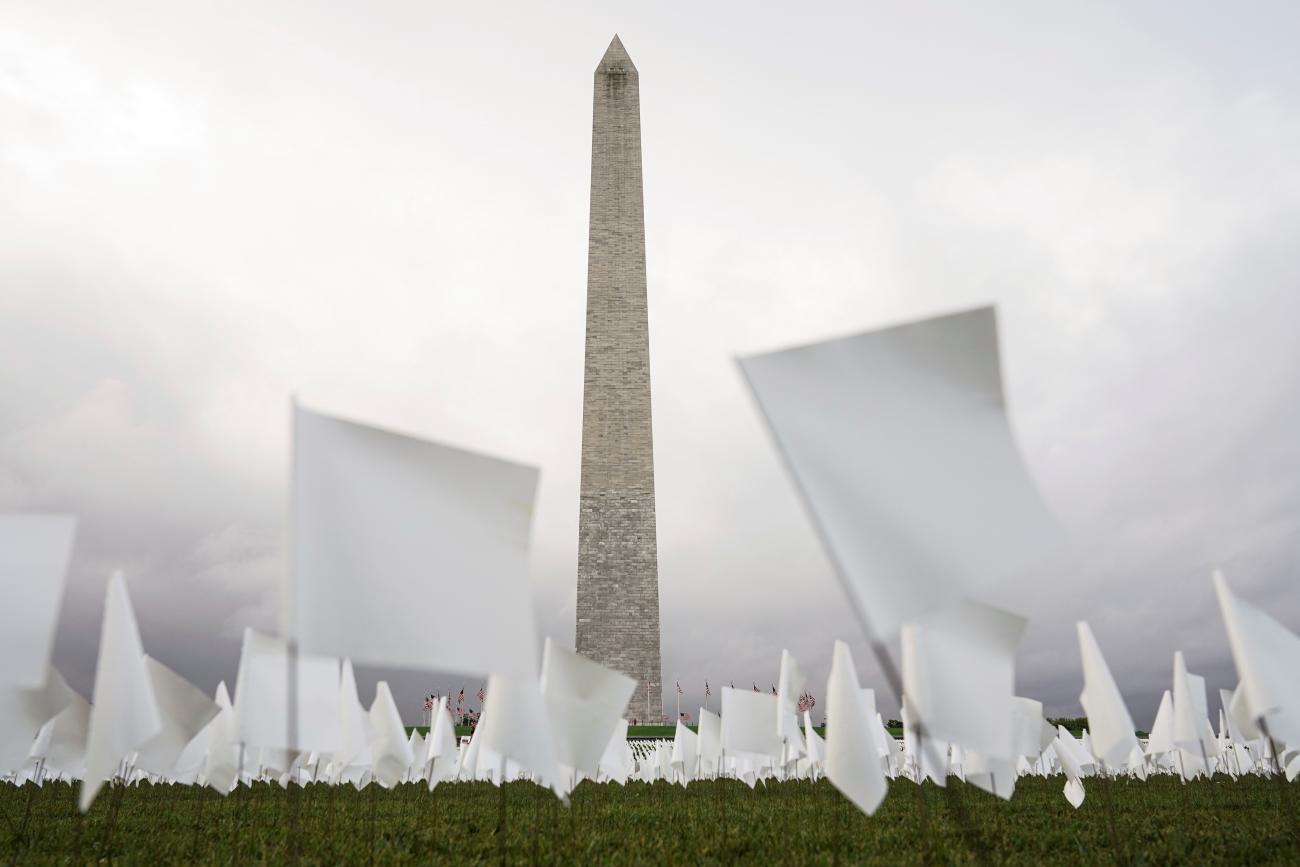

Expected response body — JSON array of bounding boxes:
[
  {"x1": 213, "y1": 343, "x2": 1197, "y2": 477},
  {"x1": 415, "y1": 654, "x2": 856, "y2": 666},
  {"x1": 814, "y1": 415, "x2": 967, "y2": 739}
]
[{"x1": 3, "y1": 0, "x2": 1299, "y2": 723}]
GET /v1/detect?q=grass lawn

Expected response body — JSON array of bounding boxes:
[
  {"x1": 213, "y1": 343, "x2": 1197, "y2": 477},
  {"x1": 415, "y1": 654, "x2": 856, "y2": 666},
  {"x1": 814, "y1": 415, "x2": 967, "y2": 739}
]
[{"x1": 1, "y1": 775, "x2": 1296, "y2": 864}]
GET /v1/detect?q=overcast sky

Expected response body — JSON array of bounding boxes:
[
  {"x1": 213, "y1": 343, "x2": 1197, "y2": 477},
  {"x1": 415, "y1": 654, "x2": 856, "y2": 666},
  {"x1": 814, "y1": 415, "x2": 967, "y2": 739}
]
[{"x1": 3, "y1": 0, "x2": 1299, "y2": 724}]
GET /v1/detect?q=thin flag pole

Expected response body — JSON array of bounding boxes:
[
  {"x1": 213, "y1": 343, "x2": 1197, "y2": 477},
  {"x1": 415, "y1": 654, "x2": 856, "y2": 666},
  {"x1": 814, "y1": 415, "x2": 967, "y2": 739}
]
[{"x1": 286, "y1": 398, "x2": 303, "y2": 864}]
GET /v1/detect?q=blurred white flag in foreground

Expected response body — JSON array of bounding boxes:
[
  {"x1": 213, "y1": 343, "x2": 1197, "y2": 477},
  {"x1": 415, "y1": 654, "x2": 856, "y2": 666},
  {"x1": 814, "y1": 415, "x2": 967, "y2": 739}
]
[
  {"x1": 0, "y1": 667, "x2": 74, "y2": 773},
  {"x1": 540, "y1": 638, "x2": 636, "y2": 779},
  {"x1": 233, "y1": 628, "x2": 342, "y2": 754},
  {"x1": 902, "y1": 599, "x2": 1026, "y2": 761},
  {"x1": 291, "y1": 404, "x2": 541, "y2": 679},
  {"x1": 0, "y1": 514, "x2": 77, "y2": 688},
  {"x1": 738, "y1": 307, "x2": 1057, "y2": 637}
]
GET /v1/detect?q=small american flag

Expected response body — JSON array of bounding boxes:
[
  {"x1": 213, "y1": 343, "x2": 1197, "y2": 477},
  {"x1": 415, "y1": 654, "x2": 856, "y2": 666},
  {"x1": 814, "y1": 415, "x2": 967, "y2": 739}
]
[
  {"x1": 423, "y1": 694, "x2": 434, "y2": 712},
  {"x1": 752, "y1": 683, "x2": 759, "y2": 693},
  {"x1": 797, "y1": 691, "x2": 816, "y2": 713},
  {"x1": 705, "y1": 681, "x2": 711, "y2": 697},
  {"x1": 676, "y1": 681, "x2": 683, "y2": 695},
  {"x1": 457, "y1": 688, "x2": 464, "y2": 708},
  {"x1": 476, "y1": 686, "x2": 485, "y2": 703},
  {"x1": 770, "y1": 684, "x2": 777, "y2": 695}
]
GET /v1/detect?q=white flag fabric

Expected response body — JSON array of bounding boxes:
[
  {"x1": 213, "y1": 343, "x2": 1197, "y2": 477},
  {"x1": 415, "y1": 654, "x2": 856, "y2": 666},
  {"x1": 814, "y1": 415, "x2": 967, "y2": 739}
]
[
  {"x1": 368, "y1": 681, "x2": 414, "y2": 788},
  {"x1": 134, "y1": 657, "x2": 219, "y2": 777},
  {"x1": 475, "y1": 673, "x2": 563, "y2": 794},
  {"x1": 1213, "y1": 571, "x2": 1300, "y2": 748},
  {"x1": 804, "y1": 710, "x2": 825, "y2": 767},
  {"x1": 720, "y1": 688, "x2": 783, "y2": 759},
  {"x1": 1009, "y1": 697, "x2": 1056, "y2": 760},
  {"x1": 598, "y1": 719, "x2": 631, "y2": 784},
  {"x1": 0, "y1": 514, "x2": 77, "y2": 687},
  {"x1": 80, "y1": 572, "x2": 162, "y2": 811},
  {"x1": 539, "y1": 638, "x2": 636, "y2": 778},
  {"x1": 291, "y1": 405, "x2": 541, "y2": 679},
  {"x1": 202, "y1": 681, "x2": 239, "y2": 794},
  {"x1": 670, "y1": 720, "x2": 698, "y2": 786},
  {"x1": 233, "y1": 628, "x2": 342, "y2": 754},
  {"x1": 1076, "y1": 622, "x2": 1140, "y2": 768},
  {"x1": 825, "y1": 640, "x2": 888, "y2": 815},
  {"x1": 1171, "y1": 651, "x2": 1216, "y2": 776},
  {"x1": 1145, "y1": 690, "x2": 1175, "y2": 757},
  {"x1": 697, "y1": 708, "x2": 722, "y2": 775},
  {"x1": 901, "y1": 599, "x2": 1026, "y2": 760},
  {"x1": 44, "y1": 693, "x2": 90, "y2": 779},
  {"x1": 1053, "y1": 725, "x2": 1092, "y2": 807},
  {"x1": 776, "y1": 649, "x2": 807, "y2": 757},
  {"x1": 333, "y1": 659, "x2": 372, "y2": 777},
  {"x1": 738, "y1": 307, "x2": 1057, "y2": 636},
  {"x1": 0, "y1": 666, "x2": 74, "y2": 774},
  {"x1": 426, "y1": 697, "x2": 460, "y2": 789}
]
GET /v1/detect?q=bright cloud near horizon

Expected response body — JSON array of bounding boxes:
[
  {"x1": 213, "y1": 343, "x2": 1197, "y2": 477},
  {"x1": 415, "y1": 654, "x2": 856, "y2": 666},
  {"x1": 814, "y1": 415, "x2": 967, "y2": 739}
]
[{"x1": 2, "y1": 0, "x2": 1299, "y2": 723}]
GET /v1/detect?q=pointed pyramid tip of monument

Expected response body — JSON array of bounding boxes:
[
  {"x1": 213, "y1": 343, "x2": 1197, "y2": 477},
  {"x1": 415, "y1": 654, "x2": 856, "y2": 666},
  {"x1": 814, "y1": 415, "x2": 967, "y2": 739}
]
[{"x1": 597, "y1": 34, "x2": 636, "y2": 73}]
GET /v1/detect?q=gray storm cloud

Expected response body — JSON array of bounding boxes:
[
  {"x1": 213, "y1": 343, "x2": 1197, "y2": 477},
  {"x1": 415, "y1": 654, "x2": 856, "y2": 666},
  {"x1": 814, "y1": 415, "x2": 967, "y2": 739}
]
[{"x1": 2, "y1": 0, "x2": 1298, "y2": 723}]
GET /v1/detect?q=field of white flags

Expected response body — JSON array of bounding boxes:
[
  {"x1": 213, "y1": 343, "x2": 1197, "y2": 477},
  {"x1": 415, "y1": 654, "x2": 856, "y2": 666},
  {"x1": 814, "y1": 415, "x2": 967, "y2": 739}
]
[{"x1": 3, "y1": 309, "x2": 1299, "y2": 864}]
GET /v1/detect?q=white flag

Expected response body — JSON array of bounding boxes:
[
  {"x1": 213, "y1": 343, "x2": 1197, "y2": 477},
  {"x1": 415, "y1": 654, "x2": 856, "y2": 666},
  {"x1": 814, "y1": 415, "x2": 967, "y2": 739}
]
[
  {"x1": 44, "y1": 693, "x2": 90, "y2": 779},
  {"x1": 720, "y1": 687, "x2": 783, "y2": 759},
  {"x1": 1145, "y1": 690, "x2": 1175, "y2": 757},
  {"x1": 776, "y1": 649, "x2": 807, "y2": 757},
  {"x1": 0, "y1": 514, "x2": 77, "y2": 687},
  {"x1": 292, "y1": 405, "x2": 541, "y2": 679},
  {"x1": 598, "y1": 719, "x2": 632, "y2": 785},
  {"x1": 901, "y1": 599, "x2": 1026, "y2": 760},
  {"x1": 697, "y1": 708, "x2": 722, "y2": 776},
  {"x1": 233, "y1": 628, "x2": 342, "y2": 754},
  {"x1": 134, "y1": 657, "x2": 220, "y2": 777},
  {"x1": 825, "y1": 640, "x2": 888, "y2": 815},
  {"x1": 0, "y1": 667, "x2": 74, "y2": 774},
  {"x1": 1076, "y1": 622, "x2": 1140, "y2": 769},
  {"x1": 203, "y1": 682, "x2": 238, "y2": 794},
  {"x1": 333, "y1": 659, "x2": 372, "y2": 776},
  {"x1": 426, "y1": 697, "x2": 460, "y2": 790},
  {"x1": 540, "y1": 638, "x2": 636, "y2": 778},
  {"x1": 1171, "y1": 651, "x2": 1216, "y2": 777},
  {"x1": 669, "y1": 720, "x2": 698, "y2": 786},
  {"x1": 368, "y1": 681, "x2": 414, "y2": 788},
  {"x1": 475, "y1": 672, "x2": 563, "y2": 793},
  {"x1": 81, "y1": 572, "x2": 162, "y2": 811},
  {"x1": 1213, "y1": 571, "x2": 1300, "y2": 748},
  {"x1": 738, "y1": 307, "x2": 1057, "y2": 636}
]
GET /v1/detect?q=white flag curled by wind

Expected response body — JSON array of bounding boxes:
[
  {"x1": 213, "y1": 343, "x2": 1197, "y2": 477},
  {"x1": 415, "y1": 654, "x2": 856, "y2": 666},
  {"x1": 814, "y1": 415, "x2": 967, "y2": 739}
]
[
  {"x1": 738, "y1": 307, "x2": 1057, "y2": 636},
  {"x1": 292, "y1": 405, "x2": 541, "y2": 679}
]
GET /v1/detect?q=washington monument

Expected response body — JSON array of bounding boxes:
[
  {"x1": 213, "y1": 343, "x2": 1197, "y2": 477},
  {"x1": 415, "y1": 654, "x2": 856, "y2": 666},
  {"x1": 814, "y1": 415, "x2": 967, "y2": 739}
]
[{"x1": 575, "y1": 35, "x2": 662, "y2": 723}]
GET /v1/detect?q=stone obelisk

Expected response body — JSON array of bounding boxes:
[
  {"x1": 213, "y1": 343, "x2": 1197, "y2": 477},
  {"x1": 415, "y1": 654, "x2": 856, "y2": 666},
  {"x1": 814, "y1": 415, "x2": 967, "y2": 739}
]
[{"x1": 575, "y1": 35, "x2": 662, "y2": 724}]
